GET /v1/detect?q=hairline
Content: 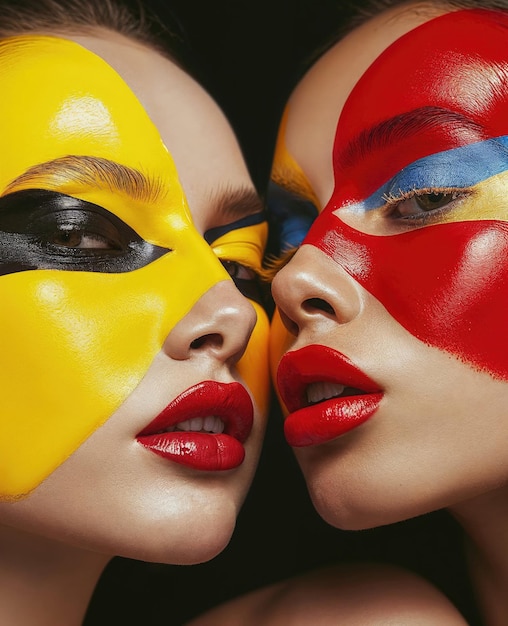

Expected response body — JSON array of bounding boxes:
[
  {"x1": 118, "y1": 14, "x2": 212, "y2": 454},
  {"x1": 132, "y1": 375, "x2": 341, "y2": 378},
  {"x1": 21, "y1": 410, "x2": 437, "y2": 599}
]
[
  {"x1": 302, "y1": 0, "x2": 508, "y2": 80},
  {"x1": 0, "y1": 0, "x2": 184, "y2": 66}
]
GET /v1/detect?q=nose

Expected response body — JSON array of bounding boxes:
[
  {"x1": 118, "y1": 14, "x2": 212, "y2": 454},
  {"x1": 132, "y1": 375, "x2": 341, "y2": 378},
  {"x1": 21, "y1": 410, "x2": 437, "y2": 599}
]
[
  {"x1": 271, "y1": 244, "x2": 362, "y2": 337},
  {"x1": 163, "y1": 280, "x2": 257, "y2": 365}
]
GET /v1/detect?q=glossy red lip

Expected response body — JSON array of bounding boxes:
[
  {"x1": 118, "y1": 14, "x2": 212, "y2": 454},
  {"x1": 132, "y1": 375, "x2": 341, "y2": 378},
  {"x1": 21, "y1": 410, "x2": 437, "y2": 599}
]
[
  {"x1": 136, "y1": 381, "x2": 254, "y2": 471},
  {"x1": 277, "y1": 345, "x2": 383, "y2": 447}
]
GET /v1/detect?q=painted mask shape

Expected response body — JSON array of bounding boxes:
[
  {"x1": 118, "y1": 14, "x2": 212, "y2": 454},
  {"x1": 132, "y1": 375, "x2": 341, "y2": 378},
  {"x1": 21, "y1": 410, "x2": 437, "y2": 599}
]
[
  {"x1": 0, "y1": 36, "x2": 268, "y2": 498},
  {"x1": 304, "y1": 9, "x2": 508, "y2": 381}
]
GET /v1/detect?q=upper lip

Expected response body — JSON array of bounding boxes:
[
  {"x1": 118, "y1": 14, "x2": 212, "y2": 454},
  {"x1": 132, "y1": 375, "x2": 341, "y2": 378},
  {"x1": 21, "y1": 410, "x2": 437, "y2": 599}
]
[
  {"x1": 137, "y1": 380, "x2": 254, "y2": 443},
  {"x1": 277, "y1": 344, "x2": 381, "y2": 412}
]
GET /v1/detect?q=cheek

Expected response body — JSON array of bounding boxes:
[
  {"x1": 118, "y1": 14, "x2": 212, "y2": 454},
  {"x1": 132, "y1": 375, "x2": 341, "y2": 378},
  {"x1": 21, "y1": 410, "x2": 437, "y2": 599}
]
[
  {"x1": 306, "y1": 213, "x2": 508, "y2": 380},
  {"x1": 0, "y1": 246, "x2": 225, "y2": 499},
  {"x1": 269, "y1": 309, "x2": 293, "y2": 411}
]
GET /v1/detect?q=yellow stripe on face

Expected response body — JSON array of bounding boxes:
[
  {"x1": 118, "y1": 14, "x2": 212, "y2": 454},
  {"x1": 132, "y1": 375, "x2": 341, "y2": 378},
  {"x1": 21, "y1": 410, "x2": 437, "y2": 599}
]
[
  {"x1": 211, "y1": 221, "x2": 270, "y2": 415},
  {"x1": 271, "y1": 108, "x2": 321, "y2": 211},
  {"x1": 238, "y1": 300, "x2": 270, "y2": 417},
  {"x1": 435, "y1": 170, "x2": 508, "y2": 224},
  {"x1": 0, "y1": 36, "x2": 230, "y2": 498},
  {"x1": 211, "y1": 222, "x2": 268, "y2": 273},
  {"x1": 1, "y1": 245, "x2": 226, "y2": 498}
]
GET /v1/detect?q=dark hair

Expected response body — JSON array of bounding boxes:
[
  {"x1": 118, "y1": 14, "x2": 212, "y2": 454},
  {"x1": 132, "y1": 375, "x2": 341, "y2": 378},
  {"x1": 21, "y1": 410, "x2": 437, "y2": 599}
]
[
  {"x1": 305, "y1": 0, "x2": 508, "y2": 76},
  {"x1": 0, "y1": 0, "x2": 184, "y2": 63},
  {"x1": 345, "y1": 0, "x2": 508, "y2": 31}
]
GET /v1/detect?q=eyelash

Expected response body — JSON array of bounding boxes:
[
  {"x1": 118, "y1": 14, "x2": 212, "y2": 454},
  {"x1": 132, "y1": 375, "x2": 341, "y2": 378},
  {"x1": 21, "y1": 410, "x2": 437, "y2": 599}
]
[
  {"x1": 0, "y1": 189, "x2": 169, "y2": 275},
  {"x1": 41, "y1": 213, "x2": 124, "y2": 253},
  {"x1": 219, "y1": 258, "x2": 271, "y2": 307},
  {"x1": 259, "y1": 248, "x2": 298, "y2": 283},
  {"x1": 381, "y1": 186, "x2": 473, "y2": 224},
  {"x1": 221, "y1": 259, "x2": 258, "y2": 282}
]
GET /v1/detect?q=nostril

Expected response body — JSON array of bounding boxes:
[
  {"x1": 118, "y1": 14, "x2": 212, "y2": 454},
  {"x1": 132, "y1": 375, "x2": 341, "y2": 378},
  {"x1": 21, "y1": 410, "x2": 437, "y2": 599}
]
[
  {"x1": 190, "y1": 333, "x2": 224, "y2": 350},
  {"x1": 303, "y1": 297, "x2": 335, "y2": 316}
]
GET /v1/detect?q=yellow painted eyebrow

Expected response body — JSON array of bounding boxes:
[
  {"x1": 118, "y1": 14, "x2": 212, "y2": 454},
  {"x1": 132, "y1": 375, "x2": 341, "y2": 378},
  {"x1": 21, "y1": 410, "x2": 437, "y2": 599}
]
[
  {"x1": 271, "y1": 162, "x2": 320, "y2": 209},
  {"x1": 271, "y1": 108, "x2": 321, "y2": 209},
  {"x1": 2, "y1": 154, "x2": 167, "y2": 204}
]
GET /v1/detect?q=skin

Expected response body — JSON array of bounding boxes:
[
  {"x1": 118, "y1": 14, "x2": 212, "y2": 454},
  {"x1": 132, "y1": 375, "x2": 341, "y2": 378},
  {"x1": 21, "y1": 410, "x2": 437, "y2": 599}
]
[
  {"x1": 266, "y1": 3, "x2": 508, "y2": 624},
  {"x1": 188, "y1": 3, "x2": 480, "y2": 625},
  {"x1": 271, "y1": 0, "x2": 508, "y2": 529},
  {"x1": 187, "y1": 564, "x2": 469, "y2": 626},
  {"x1": 0, "y1": 28, "x2": 269, "y2": 625}
]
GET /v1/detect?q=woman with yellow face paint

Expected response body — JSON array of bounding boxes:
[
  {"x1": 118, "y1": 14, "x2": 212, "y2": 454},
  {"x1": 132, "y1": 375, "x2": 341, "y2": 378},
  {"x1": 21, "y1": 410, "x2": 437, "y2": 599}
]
[{"x1": 0, "y1": 0, "x2": 270, "y2": 623}]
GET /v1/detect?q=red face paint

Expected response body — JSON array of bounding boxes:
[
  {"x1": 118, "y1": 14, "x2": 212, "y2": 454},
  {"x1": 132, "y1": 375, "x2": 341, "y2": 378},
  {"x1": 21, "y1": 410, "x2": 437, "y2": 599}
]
[
  {"x1": 332, "y1": 9, "x2": 508, "y2": 206},
  {"x1": 308, "y1": 215, "x2": 508, "y2": 379},
  {"x1": 305, "y1": 9, "x2": 508, "y2": 380}
]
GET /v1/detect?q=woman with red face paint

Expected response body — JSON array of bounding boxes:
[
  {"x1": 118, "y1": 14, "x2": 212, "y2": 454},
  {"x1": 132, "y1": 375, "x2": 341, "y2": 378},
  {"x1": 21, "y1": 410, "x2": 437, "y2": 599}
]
[
  {"x1": 189, "y1": 1, "x2": 508, "y2": 625},
  {"x1": 0, "y1": 0, "x2": 271, "y2": 624}
]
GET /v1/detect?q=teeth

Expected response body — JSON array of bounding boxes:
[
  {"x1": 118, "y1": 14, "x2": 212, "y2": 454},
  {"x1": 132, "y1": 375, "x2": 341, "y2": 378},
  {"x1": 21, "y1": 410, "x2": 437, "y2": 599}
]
[
  {"x1": 164, "y1": 416, "x2": 225, "y2": 434},
  {"x1": 204, "y1": 416, "x2": 224, "y2": 433},
  {"x1": 306, "y1": 382, "x2": 345, "y2": 405}
]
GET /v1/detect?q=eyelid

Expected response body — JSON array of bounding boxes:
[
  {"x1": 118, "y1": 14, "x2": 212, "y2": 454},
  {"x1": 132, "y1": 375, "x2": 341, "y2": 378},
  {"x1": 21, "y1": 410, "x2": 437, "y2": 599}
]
[
  {"x1": 221, "y1": 258, "x2": 258, "y2": 280},
  {"x1": 378, "y1": 187, "x2": 475, "y2": 231},
  {"x1": 0, "y1": 189, "x2": 170, "y2": 274},
  {"x1": 209, "y1": 222, "x2": 267, "y2": 272},
  {"x1": 6, "y1": 179, "x2": 185, "y2": 250},
  {"x1": 381, "y1": 186, "x2": 472, "y2": 210}
]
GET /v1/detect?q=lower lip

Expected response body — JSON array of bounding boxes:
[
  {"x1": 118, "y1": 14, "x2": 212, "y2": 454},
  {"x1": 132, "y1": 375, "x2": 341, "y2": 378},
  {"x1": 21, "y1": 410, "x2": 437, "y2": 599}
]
[
  {"x1": 284, "y1": 393, "x2": 383, "y2": 447},
  {"x1": 137, "y1": 432, "x2": 246, "y2": 471}
]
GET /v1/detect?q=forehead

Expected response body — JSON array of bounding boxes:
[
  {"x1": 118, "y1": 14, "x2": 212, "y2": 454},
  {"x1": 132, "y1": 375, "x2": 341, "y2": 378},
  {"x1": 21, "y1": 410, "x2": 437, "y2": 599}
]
[
  {"x1": 281, "y1": 3, "x2": 449, "y2": 204},
  {"x1": 0, "y1": 34, "x2": 263, "y2": 240},
  {"x1": 0, "y1": 35, "x2": 173, "y2": 185},
  {"x1": 11, "y1": 30, "x2": 255, "y2": 233}
]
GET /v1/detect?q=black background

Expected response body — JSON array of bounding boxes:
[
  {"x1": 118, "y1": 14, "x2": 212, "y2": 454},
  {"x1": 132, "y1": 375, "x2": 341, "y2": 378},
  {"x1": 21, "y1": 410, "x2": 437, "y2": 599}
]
[{"x1": 84, "y1": 1, "x2": 480, "y2": 624}]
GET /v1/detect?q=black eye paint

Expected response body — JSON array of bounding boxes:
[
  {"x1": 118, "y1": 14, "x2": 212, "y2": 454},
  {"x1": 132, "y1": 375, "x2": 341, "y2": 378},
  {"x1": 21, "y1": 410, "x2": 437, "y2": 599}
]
[
  {"x1": 204, "y1": 212, "x2": 269, "y2": 308},
  {"x1": 0, "y1": 189, "x2": 170, "y2": 276},
  {"x1": 203, "y1": 211, "x2": 266, "y2": 245}
]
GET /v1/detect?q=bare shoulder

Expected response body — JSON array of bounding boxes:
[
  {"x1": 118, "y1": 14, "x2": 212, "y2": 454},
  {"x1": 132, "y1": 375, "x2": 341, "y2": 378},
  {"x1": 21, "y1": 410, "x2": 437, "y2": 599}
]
[{"x1": 185, "y1": 563, "x2": 469, "y2": 625}]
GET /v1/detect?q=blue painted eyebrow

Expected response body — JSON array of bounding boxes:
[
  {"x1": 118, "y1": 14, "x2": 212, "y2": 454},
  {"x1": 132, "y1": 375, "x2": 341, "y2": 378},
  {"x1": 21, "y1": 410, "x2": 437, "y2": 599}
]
[
  {"x1": 343, "y1": 135, "x2": 508, "y2": 213},
  {"x1": 204, "y1": 211, "x2": 266, "y2": 244}
]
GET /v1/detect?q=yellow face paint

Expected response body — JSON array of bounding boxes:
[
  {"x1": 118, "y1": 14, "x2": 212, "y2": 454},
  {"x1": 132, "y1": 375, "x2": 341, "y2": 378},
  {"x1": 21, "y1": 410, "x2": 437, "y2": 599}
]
[
  {"x1": 211, "y1": 222, "x2": 267, "y2": 273},
  {"x1": 444, "y1": 171, "x2": 508, "y2": 222},
  {"x1": 211, "y1": 221, "x2": 270, "y2": 415},
  {"x1": 271, "y1": 108, "x2": 321, "y2": 211},
  {"x1": 0, "y1": 36, "x2": 240, "y2": 499}
]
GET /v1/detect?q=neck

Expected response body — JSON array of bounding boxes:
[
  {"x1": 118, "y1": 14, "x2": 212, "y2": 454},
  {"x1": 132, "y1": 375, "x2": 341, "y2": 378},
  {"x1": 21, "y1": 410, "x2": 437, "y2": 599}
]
[
  {"x1": 450, "y1": 485, "x2": 508, "y2": 626},
  {"x1": 0, "y1": 524, "x2": 109, "y2": 625}
]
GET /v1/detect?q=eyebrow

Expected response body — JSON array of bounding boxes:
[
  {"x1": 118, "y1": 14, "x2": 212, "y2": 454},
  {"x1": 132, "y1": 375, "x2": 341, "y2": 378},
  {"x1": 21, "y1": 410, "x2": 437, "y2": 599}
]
[
  {"x1": 203, "y1": 186, "x2": 266, "y2": 244},
  {"x1": 337, "y1": 106, "x2": 487, "y2": 170},
  {"x1": 2, "y1": 155, "x2": 166, "y2": 204},
  {"x1": 207, "y1": 185, "x2": 265, "y2": 221}
]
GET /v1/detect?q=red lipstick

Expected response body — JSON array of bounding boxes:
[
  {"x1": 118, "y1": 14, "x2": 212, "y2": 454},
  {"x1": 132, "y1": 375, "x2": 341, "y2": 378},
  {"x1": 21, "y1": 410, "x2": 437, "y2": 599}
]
[
  {"x1": 277, "y1": 345, "x2": 383, "y2": 447},
  {"x1": 136, "y1": 381, "x2": 253, "y2": 471}
]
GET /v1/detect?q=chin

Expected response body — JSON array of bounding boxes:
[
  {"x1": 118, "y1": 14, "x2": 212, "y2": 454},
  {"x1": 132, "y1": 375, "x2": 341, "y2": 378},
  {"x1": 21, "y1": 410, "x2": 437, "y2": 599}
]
[
  {"x1": 110, "y1": 496, "x2": 240, "y2": 565},
  {"x1": 309, "y1": 489, "x2": 404, "y2": 531},
  {"x1": 300, "y1": 459, "x2": 440, "y2": 532},
  {"x1": 125, "y1": 518, "x2": 237, "y2": 566}
]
